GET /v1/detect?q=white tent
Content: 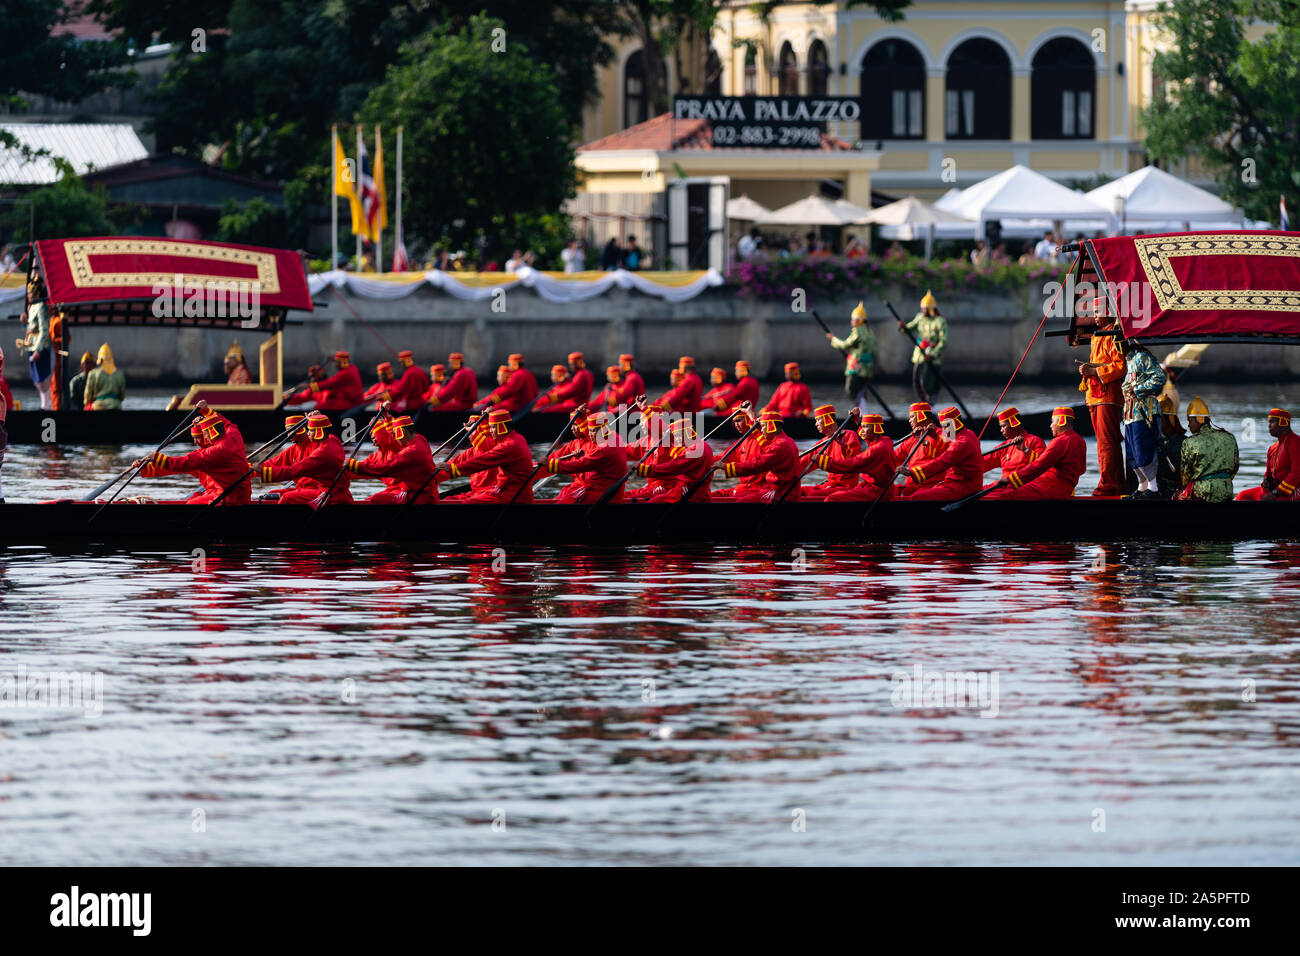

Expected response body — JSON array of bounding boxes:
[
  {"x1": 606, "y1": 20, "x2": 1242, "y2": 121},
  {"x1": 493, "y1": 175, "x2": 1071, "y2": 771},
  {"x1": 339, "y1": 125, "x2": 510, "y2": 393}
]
[
  {"x1": 1086, "y1": 165, "x2": 1240, "y2": 227},
  {"x1": 832, "y1": 197, "x2": 874, "y2": 222},
  {"x1": 856, "y1": 195, "x2": 974, "y2": 259},
  {"x1": 727, "y1": 194, "x2": 770, "y2": 221},
  {"x1": 756, "y1": 194, "x2": 864, "y2": 227},
  {"x1": 935, "y1": 165, "x2": 1111, "y2": 238}
]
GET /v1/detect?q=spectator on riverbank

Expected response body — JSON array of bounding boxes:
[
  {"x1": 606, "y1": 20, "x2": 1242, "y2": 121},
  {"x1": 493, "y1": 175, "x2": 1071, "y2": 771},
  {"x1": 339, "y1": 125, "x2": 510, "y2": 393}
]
[
  {"x1": 738, "y1": 228, "x2": 761, "y2": 260},
  {"x1": 623, "y1": 236, "x2": 643, "y2": 270},
  {"x1": 1034, "y1": 231, "x2": 1057, "y2": 262},
  {"x1": 600, "y1": 238, "x2": 623, "y2": 270},
  {"x1": 505, "y1": 249, "x2": 535, "y2": 273},
  {"x1": 561, "y1": 240, "x2": 584, "y2": 273}
]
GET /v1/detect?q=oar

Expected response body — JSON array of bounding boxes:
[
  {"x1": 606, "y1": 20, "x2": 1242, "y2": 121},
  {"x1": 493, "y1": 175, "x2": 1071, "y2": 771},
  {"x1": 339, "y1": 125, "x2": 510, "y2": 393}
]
[
  {"x1": 276, "y1": 356, "x2": 333, "y2": 410},
  {"x1": 190, "y1": 417, "x2": 311, "y2": 520},
  {"x1": 812, "y1": 310, "x2": 895, "y2": 419},
  {"x1": 87, "y1": 410, "x2": 201, "y2": 519},
  {"x1": 586, "y1": 433, "x2": 668, "y2": 522},
  {"x1": 862, "y1": 424, "x2": 935, "y2": 527},
  {"x1": 303, "y1": 408, "x2": 385, "y2": 528},
  {"x1": 757, "y1": 411, "x2": 860, "y2": 533},
  {"x1": 938, "y1": 438, "x2": 1027, "y2": 513},
  {"x1": 886, "y1": 301, "x2": 971, "y2": 420},
  {"x1": 654, "y1": 413, "x2": 762, "y2": 533},
  {"x1": 379, "y1": 413, "x2": 488, "y2": 537}
]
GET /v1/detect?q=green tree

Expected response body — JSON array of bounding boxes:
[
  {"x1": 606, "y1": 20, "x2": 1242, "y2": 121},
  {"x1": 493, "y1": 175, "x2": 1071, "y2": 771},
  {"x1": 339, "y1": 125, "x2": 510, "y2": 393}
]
[
  {"x1": 6, "y1": 177, "x2": 115, "y2": 241},
  {"x1": 0, "y1": 0, "x2": 134, "y2": 111},
  {"x1": 1142, "y1": 0, "x2": 1300, "y2": 221},
  {"x1": 358, "y1": 15, "x2": 578, "y2": 254},
  {"x1": 215, "y1": 197, "x2": 288, "y2": 248}
]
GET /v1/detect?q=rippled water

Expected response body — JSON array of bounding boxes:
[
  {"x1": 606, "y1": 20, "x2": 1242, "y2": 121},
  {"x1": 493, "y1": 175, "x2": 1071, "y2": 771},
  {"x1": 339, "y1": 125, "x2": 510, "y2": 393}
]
[{"x1": 2, "y1": 384, "x2": 1299, "y2": 864}]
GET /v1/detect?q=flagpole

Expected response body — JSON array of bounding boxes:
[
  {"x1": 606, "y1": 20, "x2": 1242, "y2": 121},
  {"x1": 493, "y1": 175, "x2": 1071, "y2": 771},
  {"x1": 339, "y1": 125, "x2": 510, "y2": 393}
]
[
  {"x1": 331, "y1": 125, "x2": 339, "y2": 272},
  {"x1": 375, "y1": 125, "x2": 383, "y2": 274},
  {"x1": 355, "y1": 124, "x2": 363, "y2": 270},
  {"x1": 396, "y1": 125, "x2": 403, "y2": 271}
]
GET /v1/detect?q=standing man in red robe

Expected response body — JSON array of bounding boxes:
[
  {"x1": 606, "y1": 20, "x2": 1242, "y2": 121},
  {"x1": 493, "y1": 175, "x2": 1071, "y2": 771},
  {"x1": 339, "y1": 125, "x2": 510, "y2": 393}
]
[
  {"x1": 136, "y1": 403, "x2": 251, "y2": 504},
  {"x1": 1236, "y1": 407, "x2": 1300, "y2": 500},
  {"x1": 674, "y1": 356, "x2": 703, "y2": 412},
  {"x1": 259, "y1": 410, "x2": 352, "y2": 504},
  {"x1": 764, "y1": 362, "x2": 813, "y2": 419},
  {"x1": 900, "y1": 406, "x2": 983, "y2": 501}
]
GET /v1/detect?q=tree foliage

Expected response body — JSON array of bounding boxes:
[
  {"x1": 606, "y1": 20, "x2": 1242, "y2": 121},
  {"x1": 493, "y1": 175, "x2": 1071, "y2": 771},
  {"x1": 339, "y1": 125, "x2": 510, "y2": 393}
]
[
  {"x1": 1142, "y1": 0, "x2": 1300, "y2": 221},
  {"x1": 0, "y1": 0, "x2": 134, "y2": 111},
  {"x1": 6, "y1": 177, "x2": 115, "y2": 242}
]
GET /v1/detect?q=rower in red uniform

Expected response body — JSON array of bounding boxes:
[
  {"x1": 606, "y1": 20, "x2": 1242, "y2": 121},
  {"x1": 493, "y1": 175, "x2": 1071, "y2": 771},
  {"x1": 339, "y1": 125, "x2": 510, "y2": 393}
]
[
  {"x1": 901, "y1": 406, "x2": 983, "y2": 501},
  {"x1": 391, "y1": 350, "x2": 430, "y2": 412},
  {"x1": 715, "y1": 408, "x2": 801, "y2": 502},
  {"x1": 894, "y1": 402, "x2": 943, "y2": 497},
  {"x1": 982, "y1": 406, "x2": 1045, "y2": 479},
  {"x1": 615, "y1": 354, "x2": 645, "y2": 407},
  {"x1": 287, "y1": 350, "x2": 364, "y2": 411},
  {"x1": 633, "y1": 417, "x2": 715, "y2": 503},
  {"x1": 136, "y1": 403, "x2": 251, "y2": 505},
  {"x1": 721, "y1": 360, "x2": 761, "y2": 413},
  {"x1": 476, "y1": 353, "x2": 538, "y2": 413},
  {"x1": 658, "y1": 368, "x2": 694, "y2": 412},
  {"x1": 707, "y1": 408, "x2": 765, "y2": 500},
  {"x1": 765, "y1": 362, "x2": 813, "y2": 419},
  {"x1": 701, "y1": 367, "x2": 734, "y2": 412},
  {"x1": 544, "y1": 410, "x2": 627, "y2": 503},
  {"x1": 593, "y1": 365, "x2": 623, "y2": 410},
  {"x1": 445, "y1": 415, "x2": 497, "y2": 499},
  {"x1": 1237, "y1": 407, "x2": 1300, "y2": 500},
  {"x1": 674, "y1": 356, "x2": 703, "y2": 412},
  {"x1": 425, "y1": 352, "x2": 477, "y2": 412},
  {"x1": 985, "y1": 406, "x2": 1087, "y2": 499},
  {"x1": 345, "y1": 412, "x2": 437, "y2": 504},
  {"x1": 360, "y1": 361, "x2": 398, "y2": 410},
  {"x1": 259, "y1": 410, "x2": 351, "y2": 504},
  {"x1": 800, "y1": 404, "x2": 863, "y2": 500},
  {"x1": 535, "y1": 352, "x2": 594, "y2": 413},
  {"x1": 823, "y1": 414, "x2": 898, "y2": 501},
  {"x1": 440, "y1": 408, "x2": 535, "y2": 503}
]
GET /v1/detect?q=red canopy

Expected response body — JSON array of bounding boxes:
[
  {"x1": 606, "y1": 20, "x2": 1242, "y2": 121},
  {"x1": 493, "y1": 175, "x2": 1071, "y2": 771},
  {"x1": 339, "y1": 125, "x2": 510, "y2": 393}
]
[
  {"x1": 1079, "y1": 231, "x2": 1300, "y2": 341},
  {"x1": 32, "y1": 236, "x2": 312, "y2": 328}
]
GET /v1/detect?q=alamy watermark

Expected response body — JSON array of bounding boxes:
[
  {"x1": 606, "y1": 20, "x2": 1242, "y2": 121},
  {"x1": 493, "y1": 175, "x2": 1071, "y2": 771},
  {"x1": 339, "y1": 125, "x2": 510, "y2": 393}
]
[
  {"x1": 0, "y1": 665, "x2": 104, "y2": 718},
  {"x1": 1042, "y1": 271, "x2": 1154, "y2": 329},
  {"x1": 151, "y1": 273, "x2": 261, "y2": 327},
  {"x1": 890, "y1": 664, "x2": 999, "y2": 718}
]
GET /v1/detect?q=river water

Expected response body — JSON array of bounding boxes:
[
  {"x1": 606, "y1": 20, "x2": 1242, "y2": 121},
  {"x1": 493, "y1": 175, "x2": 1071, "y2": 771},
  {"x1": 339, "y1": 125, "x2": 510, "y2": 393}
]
[{"x1": 1, "y1": 384, "x2": 1298, "y2": 865}]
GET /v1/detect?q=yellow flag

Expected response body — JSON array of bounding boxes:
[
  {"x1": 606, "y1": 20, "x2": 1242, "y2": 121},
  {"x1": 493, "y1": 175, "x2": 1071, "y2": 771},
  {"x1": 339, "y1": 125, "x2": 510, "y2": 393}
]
[
  {"x1": 332, "y1": 128, "x2": 354, "y2": 200},
  {"x1": 374, "y1": 127, "x2": 388, "y2": 236}
]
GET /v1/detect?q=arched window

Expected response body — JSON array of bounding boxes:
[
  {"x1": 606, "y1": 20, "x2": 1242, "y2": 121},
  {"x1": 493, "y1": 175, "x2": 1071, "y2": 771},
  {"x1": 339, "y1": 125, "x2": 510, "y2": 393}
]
[
  {"x1": 808, "y1": 40, "x2": 830, "y2": 96},
  {"x1": 945, "y1": 38, "x2": 1011, "y2": 139},
  {"x1": 860, "y1": 39, "x2": 925, "y2": 140},
  {"x1": 779, "y1": 42, "x2": 799, "y2": 95},
  {"x1": 624, "y1": 49, "x2": 666, "y2": 129},
  {"x1": 743, "y1": 45, "x2": 758, "y2": 94},
  {"x1": 1031, "y1": 38, "x2": 1095, "y2": 139},
  {"x1": 704, "y1": 47, "x2": 722, "y2": 95}
]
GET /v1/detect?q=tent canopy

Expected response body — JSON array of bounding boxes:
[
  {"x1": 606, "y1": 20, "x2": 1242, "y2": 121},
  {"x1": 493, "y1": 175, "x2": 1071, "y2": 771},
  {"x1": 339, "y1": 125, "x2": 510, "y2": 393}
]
[
  {"x1": 727, "y1": 194, "x2": 770, "y2": 221},
  {"x1": 756, "y1": 194, "x2": 863, "y2": 227},
  {"x1": 936, "y1": 165, "x2": 1110, "y2": 237},
  {"x1": 856, "y1": 195, "x2": 972, "y2": 229},
  {"x1": 1086, "y1": 166, "x2": 1239, "y2": 223}
]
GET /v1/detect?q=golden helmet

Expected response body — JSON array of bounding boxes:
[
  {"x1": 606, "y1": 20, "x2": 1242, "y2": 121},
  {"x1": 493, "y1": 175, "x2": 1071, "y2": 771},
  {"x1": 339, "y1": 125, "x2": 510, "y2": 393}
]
[
  {"x1": 920, "y1": 289, "x2": 937, "y2": 310},
  {"x1": 851, "y1": 301, "x2": 867, "y2": 321},
  {"x1": 1186, "y1": 396, "x2": 1210, "y2": 420}
]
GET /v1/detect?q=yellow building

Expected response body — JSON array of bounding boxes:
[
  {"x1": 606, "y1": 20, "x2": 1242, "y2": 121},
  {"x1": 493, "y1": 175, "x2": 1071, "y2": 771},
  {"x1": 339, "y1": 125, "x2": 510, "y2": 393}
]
[{"x1": 577, "y1": 0, "x2": 1201, "y2": 213}]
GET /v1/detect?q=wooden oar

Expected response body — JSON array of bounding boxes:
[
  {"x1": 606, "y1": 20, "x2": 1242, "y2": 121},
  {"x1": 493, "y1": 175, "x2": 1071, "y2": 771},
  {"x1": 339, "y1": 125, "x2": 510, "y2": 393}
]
[
  {"x1": 937, "y1": 438, "x2": 1027, "y2": 513},
  {"x1": 378, "y1": 413, "x2": 487, "y2": 537},
  {"x1": 87, "y1": 409, "x2": 201, "y2": 519},
  {"x1": 862, "y1": 424, "x2": 935, "y2": 527},
  {"x1": 757, "y1": 411, "x2": 860, "y2": 532},
  {"x1": 303, "y1": 408, "x2": 385, "y2": 528},
  {"x1": 812, "y1": 310, "x2": 896, "y2": 419},
  {"x1": 189, "y1": 418, "x2": 311, "y2": 521},
  {"x1": 886, "y1": 301, "x2": 972, "y2": 420},
  {"x1": 654, "y1": 413, "x2": 762, "y2": 533}
]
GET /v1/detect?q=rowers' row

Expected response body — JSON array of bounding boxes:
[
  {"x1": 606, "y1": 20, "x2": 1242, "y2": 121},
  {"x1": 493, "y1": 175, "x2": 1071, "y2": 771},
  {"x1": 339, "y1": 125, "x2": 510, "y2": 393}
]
[{"x1": 280, "y1": 350, "x2": 818, "y2": 420}]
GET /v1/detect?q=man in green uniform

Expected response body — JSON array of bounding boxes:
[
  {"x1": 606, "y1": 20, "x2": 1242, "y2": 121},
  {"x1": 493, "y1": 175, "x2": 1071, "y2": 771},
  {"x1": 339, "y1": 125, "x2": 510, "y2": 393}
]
[
  {"x1": 826, "y1": 300, "x2": 876, "y2": 414},
  {"x1": 68, "y1": 351, "x2": 94, "y2": 411},
  {"x1": 83, "y1": 343, "x2": 126, "y2": 410},
  {"x1": 898, "y1": 289, "x2": 947, "y2": 403},
  {"x1": 1155, "y1": 396, "x2": 1185, "y2": 499},
  {"x1": 1178, "y1": 396, "x2": 1238, "y2": 502}
]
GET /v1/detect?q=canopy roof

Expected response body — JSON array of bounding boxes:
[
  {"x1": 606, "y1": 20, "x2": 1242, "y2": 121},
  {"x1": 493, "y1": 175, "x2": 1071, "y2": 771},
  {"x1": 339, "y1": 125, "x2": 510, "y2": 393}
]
[
  {"x1": 1086, "y1": 165, "x2": 1239, "y2": 223},
  {"x1": 31, "y1": 237, "x2": 312, "y2": 329},
  {"x1": 1065, "y1": 231, "x2": 1300, "y2": 343},
  {"x1": 726, "y1": 194, "x2": 769, "y2": 221},
  {"x1": 756, "y1": 194, "x2": 862, "y2": 227},
  {"x1": 857, "y1": 195, "x2": 971, "y2": 229},
  {"x1": 936, "y1": 165, "x2": 1110, "y2": 237}
]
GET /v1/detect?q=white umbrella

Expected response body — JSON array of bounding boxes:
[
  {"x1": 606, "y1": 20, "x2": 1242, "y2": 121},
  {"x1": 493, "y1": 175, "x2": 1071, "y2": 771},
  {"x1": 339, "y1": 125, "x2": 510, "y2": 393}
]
[
  {"x1": 756, "y1": 194, "x2": 863, "y2": 227},
  {"x1": 832, "y1": 197, "x2": 874, "y2": 222},
  {"x1": 857, "y1": 195, "x2": 974, "y2": 259},
  {"x1": 1086, "y1": 166, "x2": 1239, "y2": 228},
  {"x1": 938, "y1": 165, "x2": 1111, "y2": 239},
  {"x1": 727, "y1": 194, "x2": 770, "y2": 221}
]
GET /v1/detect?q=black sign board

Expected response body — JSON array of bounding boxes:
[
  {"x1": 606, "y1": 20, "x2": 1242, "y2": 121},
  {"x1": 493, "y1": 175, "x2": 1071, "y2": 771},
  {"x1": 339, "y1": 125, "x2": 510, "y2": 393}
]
[{"x1": 672, "y1": 96, "x2": 860, "y2": 150}]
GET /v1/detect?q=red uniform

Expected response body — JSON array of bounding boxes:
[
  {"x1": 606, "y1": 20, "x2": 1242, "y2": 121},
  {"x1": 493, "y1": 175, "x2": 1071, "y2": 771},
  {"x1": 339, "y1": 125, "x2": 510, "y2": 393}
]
[
  {"x1": 261, "y1": 434, "x2": 352, "y2": 504},
  {"x1": 448, "y1": 432, "x2": 535, "y2": 503},
  {"x1": 293, "y1": 364, "x2": 363, "y2": 411},
  {"x1": 635, "y1": 440, "x2": 714, "y2": 502},
  {"x1": 348, "y1": 435, "x2": 438, "y2": 504},
  {"x1": 894, "y1": 430, "x2": 943, "y2": 496},
  {"x1": 141, "y1": 414, "x2": 250, "y2": 505},
  {"x1": 547, "y1": 440, "x2": 627, "y2": 504},
  {"x1": 765, "y1": 381, "x2": 813, "y2": 419},
  {"x1": 361, "y1": 378, "x2": 397, "y2": 409},
  {"x1": 483, "y1": 367, "x2": 539, "y2": 413},
  {"x1": 904, "y1": 429, "x2": 983, "y2": 501},
  {"x1": 608, "y1": 371, "x2": 645, "y2": 408},
  {"x1": 391, "y1": 364, "x2": 431, "y2": 412},
  {"x1": 0, "y1": 374, "x2": 13, "y2": 411},
  {"x1": 717, "y1": 432, "x2": 801, "y2": 503},
  {"x1": 426, "y1": 367, "x2": 477, "y2": 412},
  {"x1": 701, "y1": 383, "x2": 735, "y2": 412},
  {"x1": 675, "y1": 371, "x2": 703, "y2": 412},
  {"x1": 986, "y1": 430, "x2": 1087, "y2": 499},
  {"x1": 1236, "y1": 430, "x2": 1300, "y2": 500},
  {"x1": 719, "y1": 375, "x2": 760, "y2": 413},
  {"x1": 536, "y1": 369, "x2": 593, "y2": 414},
  {"x1": 982, "y1": 433, "x2": 1046, "y2": 477},
  {"x1": 801, "y1": 429, "x2": 864, "y2": 500},
  {"x1": 825, "y1": 436, "x2": 898, "y2": 501}
]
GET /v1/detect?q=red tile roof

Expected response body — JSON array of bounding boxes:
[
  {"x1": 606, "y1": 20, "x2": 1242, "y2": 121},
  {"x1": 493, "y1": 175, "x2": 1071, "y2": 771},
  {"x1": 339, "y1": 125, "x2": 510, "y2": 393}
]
[{"x1": 579, "y1": 113, "x2": 855, "y2": 152}]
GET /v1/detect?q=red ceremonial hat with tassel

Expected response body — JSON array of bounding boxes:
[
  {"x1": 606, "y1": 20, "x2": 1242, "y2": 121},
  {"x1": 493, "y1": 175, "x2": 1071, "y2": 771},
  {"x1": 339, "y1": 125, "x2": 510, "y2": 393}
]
[
  {"x1": 1269, "y1": 407, "x2": 1291, "y2": 425},
  {"x1": 860, "y1": 413, "x2": 885, "y2": 436},
  {"x1": 191, "y1": 407, "x2": 223, "y2": 442},
  {"x1": 909, "y1": 401, "x2": 932, "y2": 422},
  {"x1": 997, "y1": 406, "x2": 1021, "y2": 427},
  {"x1": 388, "y1": 415, "x2": 414, "y2": 441},
  {"x1": 938, "y1": 406, "x2": 963, "y2": 430},
  {"x1": 759, "y1": 408, "x2": 783, "y2": 434},
  {"x1": 449, "y1": 352, "x2": 465, "y2": 368},
  {"x1": 488, "y1": 407, "x2": 512, "y2": 436},
  {"x1": 1051, "y1": 406, "x2": 1075, "y2": 426},
  {"x1": 813, "y1": 404, "x2": 836, "y2": 428},
  {"x1": 305, "y1": 410, "x2": 330, "y2": 439}
]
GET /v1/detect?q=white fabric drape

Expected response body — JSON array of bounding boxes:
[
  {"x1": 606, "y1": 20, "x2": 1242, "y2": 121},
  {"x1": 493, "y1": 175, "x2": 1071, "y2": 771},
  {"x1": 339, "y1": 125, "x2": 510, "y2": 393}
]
[{"x1": 306, "y1": 268, "x2": 723, "y2": 304}]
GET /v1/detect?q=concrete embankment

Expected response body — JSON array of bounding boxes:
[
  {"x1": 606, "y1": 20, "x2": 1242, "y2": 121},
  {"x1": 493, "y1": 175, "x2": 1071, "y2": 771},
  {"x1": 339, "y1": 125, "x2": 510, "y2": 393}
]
[{"x1": 48, "y1": 284, "x2": 1300, "y2": 385}]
